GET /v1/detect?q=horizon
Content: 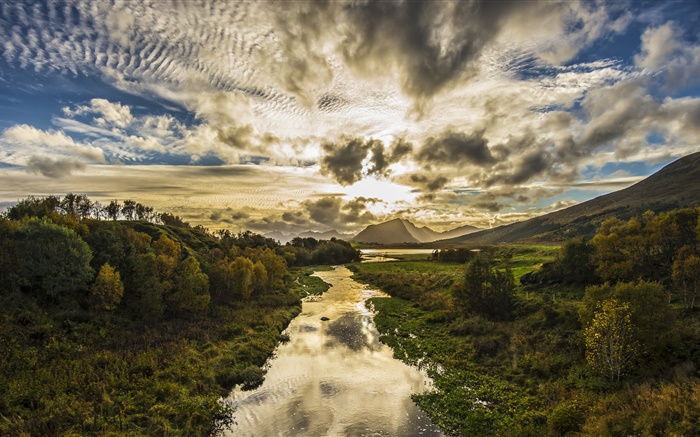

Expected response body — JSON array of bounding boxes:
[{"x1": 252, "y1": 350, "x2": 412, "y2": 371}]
[{"x1": 1, "y1": 1, "x2": 700, "y2": 234}]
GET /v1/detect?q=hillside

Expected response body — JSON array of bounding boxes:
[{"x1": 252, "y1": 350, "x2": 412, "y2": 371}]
[
  {"x1": 447, "y1": 151, "x2": 700, "y2": 244},
  {"x1": 352, "y1": 218, "x2": 480, "y2": 244}
]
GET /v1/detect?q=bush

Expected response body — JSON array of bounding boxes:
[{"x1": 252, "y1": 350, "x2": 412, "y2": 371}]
[{"x1": 548, "y1": 401, "x2": 585, "y2": 436}]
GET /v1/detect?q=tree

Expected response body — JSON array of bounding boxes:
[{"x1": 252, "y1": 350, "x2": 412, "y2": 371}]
[
  {"x1": 584, "y1": 299, "x2": 638, "y2": 381},
  {"x1": 167, "y1": 256, "x2": 210, "y2": 316},
  {"x1": 580, "y1": 281, "x2": 673, "y2": 358},
  {"x1": 453, "y1": 254, "x2": 515, "y2": 320},
  {"x1": 76, "y1": 194, "x2": 93, "y2": 219},
  {"x1": 252, "y1": 260, "x2": 268, "y2": 294},
  {"x1": 593, "y1": 218, "x2": 634, "y2": 282},
  {"x1": 230, "y1": 257, "x2": 254, "y2": 300},
  {"x1": 673, "y1": 246, "x2": 700, "y2": 309},
  {"x1": 123, "y1": 252, "x2": 164, "y2": 319},
  {"x1": 59, "y1": 193, "x2": 79, "y2": 217},
  {"x1": 14, "y1": 218, "x2": 94, "y2": 299},
  {"x1": 91, "y1": 263, "x2": 124, "y2": 310},
  {"x1": 122, "y1": 200, "x2": 136, "y2": 221},
  {"x1": 106, "y1": 200, "x2": 121, "y2": 221},
  {"x1": 556, "y1": 237, "x2": 597, "y2": 284}
]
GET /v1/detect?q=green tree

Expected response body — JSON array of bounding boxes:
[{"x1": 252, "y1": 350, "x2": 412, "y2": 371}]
[
  {"x1": 673, "y1": 246, "x2": 700, "y2": 309},
  {"x1": 584, "y1": 299, "x2": 638, "y2": 381},
  {"x1": 167, "y1": 256, "x2": 210, "y2": 316},
  {"x1": 91, "y1": 263, "x2": 124, "y2": 310},
  {"x1": 124, "y1": 252, "x2": 164, "y2": 319},
  {"x1": 15, "y1": 218, "x2": 94, "y2": 299},
  {"x1": 556, "y1": 237, "x2": 597, "y2": 284},
  {"x1": 453, "y1": 254, "x2": 514, "y2": 320}
]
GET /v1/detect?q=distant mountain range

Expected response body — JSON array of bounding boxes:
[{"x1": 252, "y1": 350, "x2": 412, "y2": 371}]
[
  {"x1": 351, "y1": 218, "x2": 480, "y2": 244},
  {"x1": 264, "y1": 229, "x2": 351, "y2": 244},
  {"x1": 445, "y1": 151, "x2": 700, "y2": 245}
]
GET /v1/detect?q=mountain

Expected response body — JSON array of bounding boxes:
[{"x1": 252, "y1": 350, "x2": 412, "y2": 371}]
[
  {"x1": 446, "y1": 151, "x2": 700, "y2": 245},
  {"x1": 264, "y1": 229, "x2": 351, "y2": 244},
  {"x1": 352, "y1": 218, "x2": 480, "y2": 244}
]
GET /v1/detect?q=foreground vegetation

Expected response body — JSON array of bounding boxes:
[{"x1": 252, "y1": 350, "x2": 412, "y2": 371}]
[
  {"x1": 351, "y1": 208, "x2": 700, "y2": 436},
  {"x1": 0, "y1": 194, "x2": 351, "y2": 435}
]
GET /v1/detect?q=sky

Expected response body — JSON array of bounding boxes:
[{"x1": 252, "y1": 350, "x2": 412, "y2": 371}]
[{"x1": 1, "y1": 0, "x2": 699, "y2": 236}]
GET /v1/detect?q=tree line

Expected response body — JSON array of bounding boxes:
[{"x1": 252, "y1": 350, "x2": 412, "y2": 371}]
[
  {"x1": 0, "y1": 194, "x2": 360, "y2": 319},
  {"x1": 5, "y1": 193, "x2": 191, "y2": 227}
]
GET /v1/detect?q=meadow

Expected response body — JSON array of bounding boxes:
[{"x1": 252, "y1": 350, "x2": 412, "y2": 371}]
[{"x1": 350, "y1": 225, "x2": 700, "y2": 436}]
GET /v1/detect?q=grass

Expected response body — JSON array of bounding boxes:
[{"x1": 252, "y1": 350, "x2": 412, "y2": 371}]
[
  {"x1": 289, "y1": 266, "x2": 332, "y2": 297},
  {"x1": 353, "y1": 245, "x2": 700, "y2": 436}
]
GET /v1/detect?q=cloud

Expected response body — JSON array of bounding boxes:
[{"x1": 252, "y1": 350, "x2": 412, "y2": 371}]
[
  {"x1": 635, "y1": 22, "x2": 700, "y2": 91},
  {"x1": 417, "y1": 129, "x2": 495, "y2": 167},
  {"x1": 319, "y1": 137, "x2": 371, "y2": 186},
  {"x1": 303, "y1": 196, "x2": 377, "y2": 229},
  {"x1": 635, "y1": 22, "x2": 681, "y2": 70},
  {"x1": 65, "y1": 98, "x2": 134, "y2": 129},
  {"x1": 319, "y1": 137, "x2": 411, "y2": 186},
  {"x1": 2, "y1": 124, "x2": 105, "y2": 163},
  {"x1": 25, "y1": 155, "x2": 86, "y2": 178},
  {"x1": 408, "y1": 174, "x2": 449, "y2": 192}
]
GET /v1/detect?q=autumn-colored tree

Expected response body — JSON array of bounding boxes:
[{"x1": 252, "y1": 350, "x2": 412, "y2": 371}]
[
  {"x1": 593, "y1": 218, "x2": 635, "y2": 282},
  {"x1": 252, "y1": 260, "x2": 269, "y2": 294},
  {"x1": 673, "y1": 246, "x2": 700, "y2": 309},
  {"x1": 580, "y1": 281, "x2": 672, "y2": 358},
  {"x1": 585, "y1": 298, "x2": 639, "y2": 381},
  {"x1": 91, "y1": 263, "x2": 124, "y2": 310},
  {"x1": 231, "y1": 257, "x2": 255, "y2": 300}
]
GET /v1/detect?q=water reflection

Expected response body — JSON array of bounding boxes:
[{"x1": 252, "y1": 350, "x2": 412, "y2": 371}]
[
  {"x1": 360, "y1": 248, "x2": 435, "y2": 263},
  {"x1": 224, "y1": 266, "x2": 443, "y2": 437}
]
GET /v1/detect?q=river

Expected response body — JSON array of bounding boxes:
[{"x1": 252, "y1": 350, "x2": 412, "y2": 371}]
[{"x1": 223, "y1": 266, "x2": 444, "y2": 436}]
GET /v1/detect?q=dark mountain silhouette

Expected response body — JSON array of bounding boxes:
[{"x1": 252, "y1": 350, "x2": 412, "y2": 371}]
[
  {"x1": 352, "y1": 218, "x2": 480, "y2": 244},
  {"x1": 446, "y1": 151, "x2": 700, "y2": 244}
]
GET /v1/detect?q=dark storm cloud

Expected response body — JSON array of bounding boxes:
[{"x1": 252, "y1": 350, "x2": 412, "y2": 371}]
[
  {"x1": 302, "y1": 196, "x2": 377, "y2": 228},
  {"x1": 26, "y1": 156, "x2": 86, "y2": 178},
  {"x1": 417, "y1": 129, "x2": 495, "y2": 167},
  {"x1": 305, "y1": 197, "x2": 343, "y2": 225},
  {"x1": 210, "y1": 208, "x2": 251, "y2": 224},
  {"x1": 320, "y1": 137, "x2": 413, "y2": 186},
  {"x1": 319, "y1": 137, "x2": 371, "y2": 185},
  {"x1": 282, "y1": 211, "x2": 307, "y2": 225},
  {"x1": 230, "y1": 211, "x2": 250, "y2": 220},
  {"x1": 244, "y1": 196, "x2": 377, "y2": 234},
  {"x1": 483, "y1": 150, "x2": 552, "y2": 187},
  {"x1": 409, "y1": 174, "x2": 449, "y2": 192},
  {"x1": 342, "y1": 197, "x2": 379, "y2": 224},
  {"x1": 367, "y1": 138, "x2": 414, "y2": 178},
  {"x1": 273, "y1": 0, "x2": 532, "y2": 102}
]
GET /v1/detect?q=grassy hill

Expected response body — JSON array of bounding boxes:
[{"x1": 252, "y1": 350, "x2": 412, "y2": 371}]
[{"x1": 446, "y1": 151, "x2": 700, "y2": 244}]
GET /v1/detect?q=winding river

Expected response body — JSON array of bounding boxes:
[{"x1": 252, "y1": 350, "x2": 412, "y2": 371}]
[{"x1": 224, "y1": 266, "x2": 443, "y2": 436}]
